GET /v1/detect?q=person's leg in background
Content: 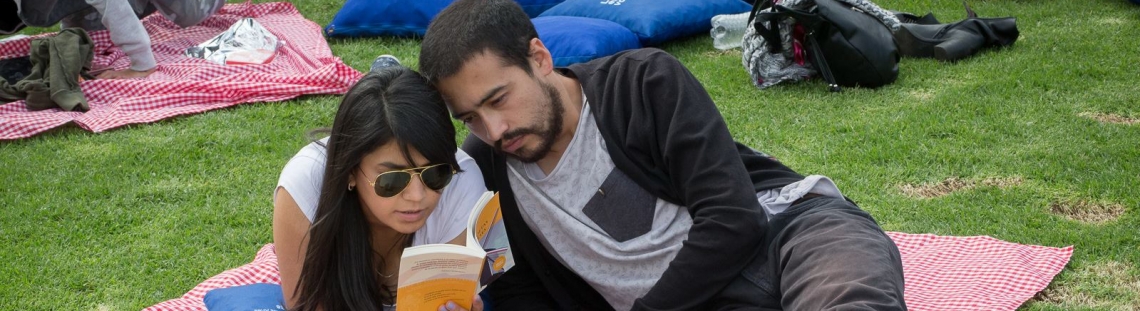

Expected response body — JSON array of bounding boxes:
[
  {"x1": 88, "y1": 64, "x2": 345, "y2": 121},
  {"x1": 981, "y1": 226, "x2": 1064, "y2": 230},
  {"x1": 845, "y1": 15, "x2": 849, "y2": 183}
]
[
  {"x1": 147, "y1": 0, "x2": 225, "y2": 28},
  {"x1": 83, "y1": 0, "x2": 155, "y2": 78},
  {"x1": 16, "y1": 0, "x2": 91, "y2": 28}
]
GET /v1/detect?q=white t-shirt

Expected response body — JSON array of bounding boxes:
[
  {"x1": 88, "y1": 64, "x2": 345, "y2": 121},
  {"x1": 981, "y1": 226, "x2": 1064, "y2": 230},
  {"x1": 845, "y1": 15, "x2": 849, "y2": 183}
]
[{"x1": 275, "y1": 138, "x2": 487, "y2": 246}]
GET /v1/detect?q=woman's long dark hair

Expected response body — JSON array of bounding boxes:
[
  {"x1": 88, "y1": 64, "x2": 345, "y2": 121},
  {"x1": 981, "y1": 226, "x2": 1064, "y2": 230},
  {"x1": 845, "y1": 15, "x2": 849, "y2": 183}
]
[{"x1": 291, "y1": 67, "x2": 459, "y2": 311}]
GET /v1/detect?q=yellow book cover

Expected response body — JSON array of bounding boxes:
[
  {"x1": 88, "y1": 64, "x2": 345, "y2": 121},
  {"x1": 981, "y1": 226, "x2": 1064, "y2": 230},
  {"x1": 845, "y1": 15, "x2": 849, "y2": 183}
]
[{"x1": 395, "y1": 191, "x2": 514, "y2": 311}]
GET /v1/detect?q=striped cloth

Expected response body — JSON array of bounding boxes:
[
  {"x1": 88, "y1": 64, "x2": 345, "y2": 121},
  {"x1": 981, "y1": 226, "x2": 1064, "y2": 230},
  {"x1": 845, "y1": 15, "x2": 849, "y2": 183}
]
[
  {"x1": 143, "y1": 232, "x2": 1072, "y2": 311},
  {"x1": 0, "y1": 2, "x2": 362, "y2": 140}
]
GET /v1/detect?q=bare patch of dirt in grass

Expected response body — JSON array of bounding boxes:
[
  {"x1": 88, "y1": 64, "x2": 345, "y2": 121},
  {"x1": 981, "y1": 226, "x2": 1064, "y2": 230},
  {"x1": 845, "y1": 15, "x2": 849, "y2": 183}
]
[
  {"x1": 899, "y1": 176, "x2": 1024, "y2": 198},
  {"x1": 907, "y1": 89, "x2": 934, "y2": 101},
  {"x1": 1032, "y1": 261, "x2": 1140, "y2": 310},
  {"x1": 978, "y1": 176, "x2": 1023, "y2": 188},
  {"x1": 1098, "y1": 17, "x2": 1126, "y2": 26},
  {"x1": 1080, "y1": 112, "x2": 1139, "y2": 125},
  {"x1": 1049, "y1": 199, "x2": 1126, "y2": 224}
]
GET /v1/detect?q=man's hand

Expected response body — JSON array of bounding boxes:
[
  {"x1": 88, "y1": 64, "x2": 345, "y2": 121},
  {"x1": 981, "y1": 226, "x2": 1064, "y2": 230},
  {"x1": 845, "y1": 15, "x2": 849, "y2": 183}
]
[
  {"x1": 96, "y1": 68, "x2": 155, "y2": 79},
  {"x1": 437, "y1": 295, "x2": 484, "y2": 311}
]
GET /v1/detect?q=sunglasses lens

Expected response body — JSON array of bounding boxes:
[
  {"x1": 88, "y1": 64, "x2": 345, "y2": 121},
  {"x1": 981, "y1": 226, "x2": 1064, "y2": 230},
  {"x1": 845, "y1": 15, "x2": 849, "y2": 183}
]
[
  {"x1": 420, "y1": 165, "x2": 454, "y2": 190},
  {"x1": 375, "y1": 172, "x2": 412, "y2": 197}
]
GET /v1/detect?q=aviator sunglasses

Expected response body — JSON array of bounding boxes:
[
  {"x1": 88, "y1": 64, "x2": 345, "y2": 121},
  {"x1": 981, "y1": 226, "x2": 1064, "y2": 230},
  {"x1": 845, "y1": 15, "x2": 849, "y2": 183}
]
[{"x1": 365, "y1": 163, "x2": 456, "y2": 197}]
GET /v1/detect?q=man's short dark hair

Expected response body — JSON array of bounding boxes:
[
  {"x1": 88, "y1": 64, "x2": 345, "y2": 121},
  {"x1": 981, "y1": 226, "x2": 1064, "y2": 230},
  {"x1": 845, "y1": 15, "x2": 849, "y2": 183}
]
[{"x1": 419, "y1": 0, "x2": 538, "y2": 83}]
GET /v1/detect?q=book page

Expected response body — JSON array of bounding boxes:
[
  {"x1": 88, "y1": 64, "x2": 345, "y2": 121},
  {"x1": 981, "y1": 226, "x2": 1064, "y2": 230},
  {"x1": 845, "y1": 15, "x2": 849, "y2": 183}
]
[
  {"x1": 466, "y1": 192, "x2": 515, "y2": 289},
  {"x1": 395, "y1": 245, "x2": 485, "y2": 311}
]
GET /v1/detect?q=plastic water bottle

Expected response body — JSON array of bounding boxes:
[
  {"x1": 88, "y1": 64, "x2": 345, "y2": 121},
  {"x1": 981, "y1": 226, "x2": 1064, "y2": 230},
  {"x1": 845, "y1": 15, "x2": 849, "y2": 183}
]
[{"x1": 710, "y1": 12, "x2": 752, "y2": 50}]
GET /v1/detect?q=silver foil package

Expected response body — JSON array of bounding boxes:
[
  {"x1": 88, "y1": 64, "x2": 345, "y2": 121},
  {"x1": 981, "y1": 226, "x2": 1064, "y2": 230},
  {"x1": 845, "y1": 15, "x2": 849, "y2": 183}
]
[{"x1": 185, "y1": 18, "x2": 278, "y2": 65}]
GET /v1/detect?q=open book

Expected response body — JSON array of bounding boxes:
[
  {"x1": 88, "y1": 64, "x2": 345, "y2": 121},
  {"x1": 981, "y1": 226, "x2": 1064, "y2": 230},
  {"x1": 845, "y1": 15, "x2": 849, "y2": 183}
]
[{"x1": 395, "y1": 191, "x2": 514, "y2": 311}]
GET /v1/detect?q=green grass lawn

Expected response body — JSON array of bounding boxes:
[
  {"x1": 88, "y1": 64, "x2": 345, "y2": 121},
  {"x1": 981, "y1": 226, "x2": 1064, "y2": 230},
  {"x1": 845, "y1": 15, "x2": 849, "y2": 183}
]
[{"x1": 2, "y1": 0, "x2": 1138, "y2": 310}]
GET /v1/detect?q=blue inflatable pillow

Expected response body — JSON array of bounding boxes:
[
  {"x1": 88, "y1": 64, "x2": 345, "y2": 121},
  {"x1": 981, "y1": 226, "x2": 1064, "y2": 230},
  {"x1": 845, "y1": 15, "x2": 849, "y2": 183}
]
[
  {"x1": 534, "y1": 16, "x2": 641, "y2": 67},
  {"x1": 325, "y1": 0, "x2": 565, "y2": 37},
  {"x1": 539, "y1": 0, "x2": 752, "y2": 46},
  {"x1": 203, "y1": 283, "x2": 285, "y2": 311},
  {"x1": 325, "y1": 0, "x2": 448, "y2": 38},
  {"x1": 517, "y1": 0, "x2": 567, "y2": 17}
]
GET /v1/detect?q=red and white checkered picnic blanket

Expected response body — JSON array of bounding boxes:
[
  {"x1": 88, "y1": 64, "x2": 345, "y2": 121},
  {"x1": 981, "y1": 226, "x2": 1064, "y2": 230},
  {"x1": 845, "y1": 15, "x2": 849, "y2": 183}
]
[
  {"x1": 143, "y1": 244, "x2": 280, "y2": 311},
  {"x1": 0, "y1": 2, "x2": 362, "y2": 140},
  {"x1": 143, "y1": 232, "x2": 1072, "y2": 311},
  {"x1": 887, "y1": 232, "x2": 1072, "y2": 311}
]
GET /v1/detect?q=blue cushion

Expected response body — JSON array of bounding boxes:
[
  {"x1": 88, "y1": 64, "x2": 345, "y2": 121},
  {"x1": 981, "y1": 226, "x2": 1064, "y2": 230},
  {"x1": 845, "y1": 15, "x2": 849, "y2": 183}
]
[
  {"x1": 539, "y1": 0, "x2": 752, "y2": 46},
  {"x1": 534, "y1": 16, "x2": 641, "y2": 67},
  {"x1": 516, "y1": 0, "x2": 566, "y2": 17},
  {"x1": 203, "y1": 283, "x2": 285, "y2": 311},
  {"x1": 324, "y1": 0, "x2": 449, "y2": 38},
  {"x1": 325, "y1": 0, "x2": 566, "y2": 38}
]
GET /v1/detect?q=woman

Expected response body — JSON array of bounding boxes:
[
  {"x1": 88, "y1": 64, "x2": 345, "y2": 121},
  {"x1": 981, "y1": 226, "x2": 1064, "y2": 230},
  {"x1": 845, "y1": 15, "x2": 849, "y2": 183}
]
[{"x1": 272, "y1": 66, "x2": 486, "y2": 310}]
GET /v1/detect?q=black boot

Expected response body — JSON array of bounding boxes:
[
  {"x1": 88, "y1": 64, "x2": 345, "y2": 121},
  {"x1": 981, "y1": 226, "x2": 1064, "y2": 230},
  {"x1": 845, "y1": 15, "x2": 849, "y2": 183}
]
[
  {"x1": 893, "y1": 2, "x2": 1019, "y2": 61},
  {"x1": 892, "y1": 11, "x2": 940, "y2": 25}
]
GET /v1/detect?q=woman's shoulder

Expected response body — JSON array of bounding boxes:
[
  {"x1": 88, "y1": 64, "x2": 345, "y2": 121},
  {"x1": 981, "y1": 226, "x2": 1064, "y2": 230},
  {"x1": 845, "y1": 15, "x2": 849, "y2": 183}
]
[
  {"x1": 276, "y1": 138, "x2": 329, "y2": 223},
  {"x1": 294, "y1": 138, "x2": 329, "y2": 161},
  {"x1": 279, "y1": 139, "x2": 328, "y2": 181}
]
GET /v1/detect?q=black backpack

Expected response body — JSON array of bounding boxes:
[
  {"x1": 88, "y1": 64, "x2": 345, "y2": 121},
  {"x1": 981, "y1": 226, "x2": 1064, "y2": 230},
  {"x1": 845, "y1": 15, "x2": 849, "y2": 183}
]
[{"x1": 750, "y1": 0, "x2": 899, "y2": 91}]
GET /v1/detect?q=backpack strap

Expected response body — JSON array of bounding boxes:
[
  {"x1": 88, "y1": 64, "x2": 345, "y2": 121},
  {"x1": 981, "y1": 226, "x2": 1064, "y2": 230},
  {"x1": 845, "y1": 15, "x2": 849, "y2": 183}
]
[
  {"x1": 748, "y1": 0, "x2": 775, "y2": 21},
  {"x1": 772, "y1": 5, "x2": 842, "y2": 92},
  {"x1": 750, "y1": 0, "x2": 842, "y2": 91},
  {"x1": 753, "y1": 3, "x2": 828, "y2": 54},
  {"x1": 806, "y1": 35, "x2": 841, "y2": 92},
  {"x1": 749, "y1": 0, "x2": 787, "y2": 53},
  {"x1": 772, "y1": 5, "x2": 825, "y2": 30}
]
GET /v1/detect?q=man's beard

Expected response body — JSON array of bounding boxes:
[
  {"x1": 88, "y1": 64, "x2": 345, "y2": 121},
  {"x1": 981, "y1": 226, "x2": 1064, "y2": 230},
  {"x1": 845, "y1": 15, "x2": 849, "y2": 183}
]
[{"x1": 495, "y1": 81, "x2": 565, "y2": 163}]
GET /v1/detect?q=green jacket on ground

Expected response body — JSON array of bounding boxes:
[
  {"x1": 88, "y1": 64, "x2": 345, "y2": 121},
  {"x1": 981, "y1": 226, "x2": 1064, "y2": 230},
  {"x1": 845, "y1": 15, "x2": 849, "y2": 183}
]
[{"x1": 0, "y1": 27, "x2": 93, "y2": 111}]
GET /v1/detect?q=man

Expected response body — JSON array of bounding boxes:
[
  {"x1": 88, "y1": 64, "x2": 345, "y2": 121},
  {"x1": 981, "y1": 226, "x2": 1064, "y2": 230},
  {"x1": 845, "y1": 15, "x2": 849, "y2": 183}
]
[
  {"x1": 420, "y1": 0, "x2": 906, "y2": 310},
  {"x1": 3, "y1": 0, "x2": 224, "y2": 79}
]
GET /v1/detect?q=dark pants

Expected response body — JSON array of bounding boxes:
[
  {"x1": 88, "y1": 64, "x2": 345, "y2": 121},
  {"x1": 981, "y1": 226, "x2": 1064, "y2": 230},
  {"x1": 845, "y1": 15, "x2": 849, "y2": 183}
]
[
  {"x1": 709, "y1": 196, "x2": 907, "y2": 310},
  {"x1": 15, "y1": 0, "x2": 156, "y2": 30}
]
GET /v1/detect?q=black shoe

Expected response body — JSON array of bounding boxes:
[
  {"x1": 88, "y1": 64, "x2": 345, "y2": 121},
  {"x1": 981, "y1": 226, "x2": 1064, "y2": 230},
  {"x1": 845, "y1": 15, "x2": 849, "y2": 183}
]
[
  {"x1": 893, "y1": 11, "x2": 940, "y2": 25},
  {"x1": 0, "y1": 56, "x2": 32, "y2": 85},
  {"x1": 894, "y1": 18, "x2": 1019, "y2": 61},
  {"x1": 893, "y1": 1, "x2": 1019, "y2": 61},
  {"x1": 369, "y1": 55, "x2": 401, "y2": 72}
]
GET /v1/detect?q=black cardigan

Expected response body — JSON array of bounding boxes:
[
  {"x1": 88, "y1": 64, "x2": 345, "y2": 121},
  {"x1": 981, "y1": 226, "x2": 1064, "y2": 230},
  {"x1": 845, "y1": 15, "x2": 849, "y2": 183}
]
[{"x1": 463, "y1": 48, "x2": 804, "y2": 311}]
